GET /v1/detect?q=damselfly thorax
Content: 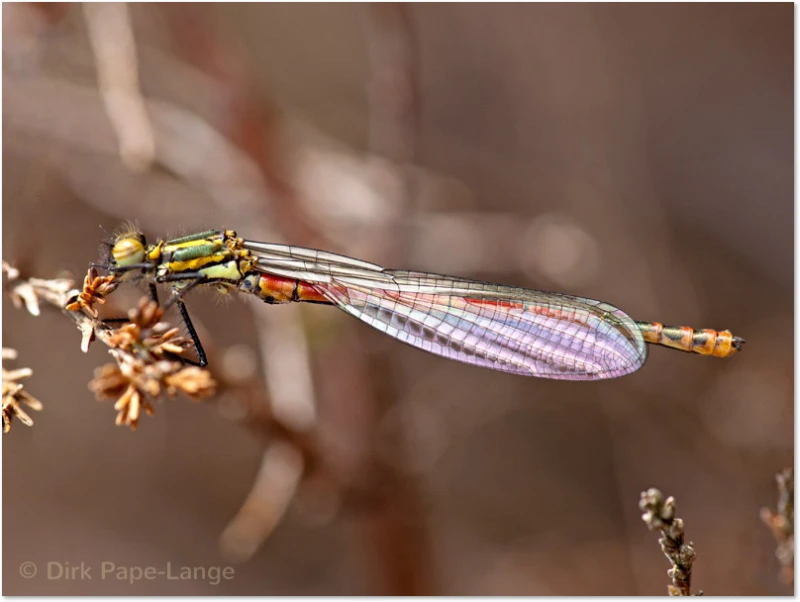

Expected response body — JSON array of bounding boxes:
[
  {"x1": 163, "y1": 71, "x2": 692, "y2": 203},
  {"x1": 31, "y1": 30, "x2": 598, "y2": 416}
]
[
  {"x1": 110, "y1": 229, "x2": 249, "y2": 289},
  {"x1": 100, "y1": 228, "x2": 744, "y2": 378}
]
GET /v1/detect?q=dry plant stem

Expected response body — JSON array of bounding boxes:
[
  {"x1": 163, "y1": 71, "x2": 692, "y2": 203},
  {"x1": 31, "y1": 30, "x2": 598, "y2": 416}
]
[
  {"x1": 640, "y1": 488, "x2": 700, "y2": 596},
  {"x1": 83, "y1": 2, "x2": 155, "y2": 171},
  {"x1": 358, "y1": 352, "x2": 434, "y2": 595},
  {"x1": 2, "y1": 266, "x2": 93, "y2": 430},
  {"x1": 353, "y1": 5, "x2": 434, "y2": 594},
  {"x1": 760, "y1": 467, "x2": 794, "y2": 585},
  {"x1": 2, "y1": 348, "x2": 44, "y2": 433},
  {"x1": 364, "y1": 3, "x2": 420, "y2": 167}
]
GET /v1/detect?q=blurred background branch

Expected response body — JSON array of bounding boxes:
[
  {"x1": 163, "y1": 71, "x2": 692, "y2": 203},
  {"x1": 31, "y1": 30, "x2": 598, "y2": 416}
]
[
  {"x1": 760, "y1": 467, "x2": 794, "y2": 586},
  {"x1": 83, "y1": 2, "x2": 155, "y2": 172}
]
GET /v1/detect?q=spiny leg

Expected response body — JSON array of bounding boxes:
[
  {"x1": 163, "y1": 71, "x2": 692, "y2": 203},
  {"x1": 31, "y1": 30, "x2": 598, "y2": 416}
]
[
  {"x1": 174, "y1": 298, "x2": 208, "y2": 368},
  {"x1": 158, "y1": 273, "x2": 210, "y2": 368},
  {"x1": 148, "y1": 281, "x2": 159, "y2": 304}
]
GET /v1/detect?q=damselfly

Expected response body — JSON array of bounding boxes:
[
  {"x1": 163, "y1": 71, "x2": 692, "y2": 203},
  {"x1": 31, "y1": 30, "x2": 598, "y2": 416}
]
[{"x1": 96, "y1": 228, "x2": 744, "y2": 380}]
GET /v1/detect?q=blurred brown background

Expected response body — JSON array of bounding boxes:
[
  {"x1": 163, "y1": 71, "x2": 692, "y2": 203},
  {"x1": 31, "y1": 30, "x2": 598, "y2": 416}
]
[{"x1": 2, "y1": 3, "x2": 793, "y2": 595}]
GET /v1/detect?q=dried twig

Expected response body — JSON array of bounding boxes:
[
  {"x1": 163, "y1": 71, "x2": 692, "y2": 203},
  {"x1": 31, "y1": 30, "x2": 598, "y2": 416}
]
[
  {"x1": 5, "y1": 263, "x2": 217, "y2": 430},
  {"x1": 4, "y1": 260, "x2": 76, "y2": 317},
  {"x1": 760, "y1": 468, "x2": 794, "y2": 585},
  {"x1": 2, "y1": 348, "x2": 44, "y2": 433},
  {"x1": 2, "y1": 264, "x2": 55, "y2": 433},
  {"x1": 640, "y1": 488, "x2": 701, "y2": 596}
]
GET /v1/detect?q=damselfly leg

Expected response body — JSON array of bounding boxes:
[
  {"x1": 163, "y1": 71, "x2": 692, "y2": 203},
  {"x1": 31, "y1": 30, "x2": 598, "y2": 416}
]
[
  {"x1": 157, "y1": 272, "x2": 212, "y2": 368},
  {"x1": 92, "y1": 258, "x2": 208, "y2": 367},
  {"x1": 173, "y1": 299, "x2": 208, "y2": 367}
]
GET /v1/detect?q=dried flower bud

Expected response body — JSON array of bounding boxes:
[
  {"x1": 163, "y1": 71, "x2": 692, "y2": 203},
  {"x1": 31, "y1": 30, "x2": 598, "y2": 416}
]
[{"x1": 2, "y1": 348, "x2": 43, "y2": 433}]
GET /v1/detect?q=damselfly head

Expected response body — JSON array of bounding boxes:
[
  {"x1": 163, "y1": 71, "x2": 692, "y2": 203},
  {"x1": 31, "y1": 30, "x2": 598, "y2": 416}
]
[{"x1": 111, "y1": 231, "x2": 147, "y2": 267}]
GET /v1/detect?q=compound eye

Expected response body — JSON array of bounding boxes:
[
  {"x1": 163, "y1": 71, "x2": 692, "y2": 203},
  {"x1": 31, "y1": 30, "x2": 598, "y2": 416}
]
[{"x1": 112, "y1": 236, "x2": 146, "y2": 267}]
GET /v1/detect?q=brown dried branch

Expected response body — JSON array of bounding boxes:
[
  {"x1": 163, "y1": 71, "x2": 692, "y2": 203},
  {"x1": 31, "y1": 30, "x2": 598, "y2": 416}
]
[
  {"x1": 760, "y1": 467, "x2": 794, "y2": 586},
  {"x1": 5, "y1": 263, "x2": 217, "y2": 430},
  {"x1": 640, "y1": 488, "x2": 701, "y2": 596},
  {"x1": 4, "y1": 260, "x2": 77, "y2": 317},
  {"x1": 2, "y1": 348, "x2": 44, "y2": 433}
]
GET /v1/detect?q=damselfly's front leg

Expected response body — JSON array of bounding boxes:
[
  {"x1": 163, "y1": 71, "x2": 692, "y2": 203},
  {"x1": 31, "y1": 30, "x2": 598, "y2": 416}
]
[
  {"x1": 157, "y1": 273, "x2": 210, "y2": 368},
  {"x1": 173, "y1": 298, "x2": 208, "y2": 368},
  {"x1": 104, "y1": 271, "x2": 209, "y2": 367},
  {"x1": 92, "y1": 261, "x2": 154, "y2": 274}
]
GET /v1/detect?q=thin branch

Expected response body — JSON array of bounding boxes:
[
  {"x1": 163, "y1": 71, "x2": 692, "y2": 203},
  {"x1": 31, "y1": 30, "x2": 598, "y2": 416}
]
[
  {"x1": 364, "y1": 3, "x2": 419, "y2": 166},
  {"x1": 83, "y1": 2, "x2": 156, "y2": 172},
  {"x1": 2, "y1": 348, "x2": 44, "y2": 433},
  {"x1": 640, "y1": 488, "x2": 701, "y2": 596},
  {"x1": 760, "y1": 467, "x2": 794, "y2": 586},
  {"x1": 348, "y1": 5, "x2": 435, "y2": 595},
  {"x1": 219, "y1": 440, "x2": 305, "y2": 563}
]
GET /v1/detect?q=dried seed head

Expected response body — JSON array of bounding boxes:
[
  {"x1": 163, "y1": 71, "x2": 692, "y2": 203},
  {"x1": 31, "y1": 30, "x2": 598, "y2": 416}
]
[
  {"x1": 129, "y1": 297, "x2": 162, "y2": 329},
  {"x1": 89, "y1": 362, "x2": 131, "y2": 399},
  {"x1": 90, "y1": 358, "x2": 216, "y2": 429},
  {"x1": 640, "y1": 488, "x2": 698, "y2": 596},
  {"x1": 2, "y1": 261, "x2": 20, "y2": 281},
  {"x1": 103, "y1": 298, "x2": 191, "y2": 364},
  {"x1": 164, "y1": 366, "x2": 217, "y2": 399},
  {"x1": 2, "y1": 348, "x2": 43, "y2": 433},
  {"x1": 65, "y1": 267, "x2": 118, "y2": 318}
]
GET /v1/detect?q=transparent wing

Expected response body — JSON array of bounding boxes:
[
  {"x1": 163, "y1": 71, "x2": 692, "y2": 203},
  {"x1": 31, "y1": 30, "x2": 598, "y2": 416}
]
[{"x1": 243, "y1": 241, "x2": 647, "y2": 380}]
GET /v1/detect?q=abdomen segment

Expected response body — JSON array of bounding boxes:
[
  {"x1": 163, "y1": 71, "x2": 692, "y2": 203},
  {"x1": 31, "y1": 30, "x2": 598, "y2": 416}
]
[{"x1": 635, "y1": 321, "x2": 744, "y2": 357}]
